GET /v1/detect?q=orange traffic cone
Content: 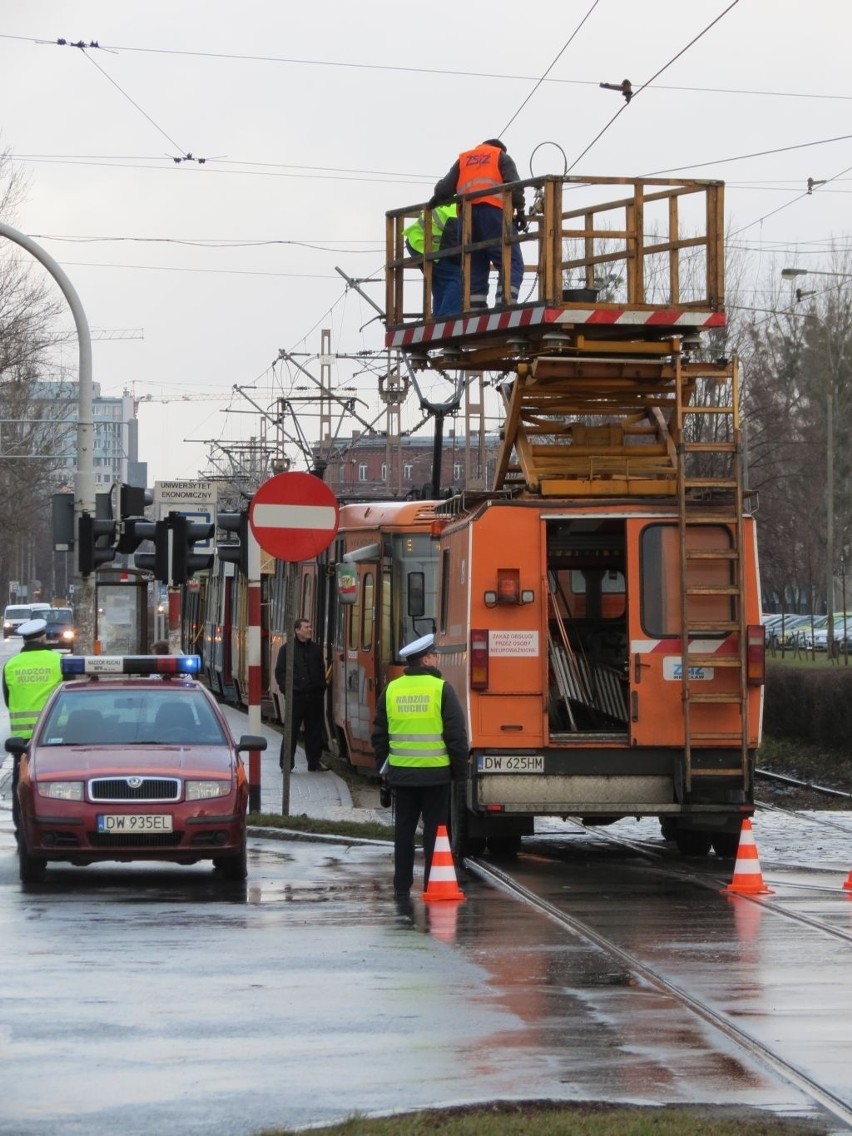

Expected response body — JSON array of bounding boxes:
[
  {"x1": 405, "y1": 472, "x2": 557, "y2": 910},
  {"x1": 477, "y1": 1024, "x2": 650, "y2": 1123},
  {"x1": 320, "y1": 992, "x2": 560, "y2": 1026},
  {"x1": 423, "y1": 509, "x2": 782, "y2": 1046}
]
[
  {"x1": 843, "y1": 867, "x2": 852, "y2": 892},
  {"x1": 422, "y1": 825, "x2": 465, "y2": 902},
  {"x1": 723, "y1": 819, "x2": 773, "y2": 896}
]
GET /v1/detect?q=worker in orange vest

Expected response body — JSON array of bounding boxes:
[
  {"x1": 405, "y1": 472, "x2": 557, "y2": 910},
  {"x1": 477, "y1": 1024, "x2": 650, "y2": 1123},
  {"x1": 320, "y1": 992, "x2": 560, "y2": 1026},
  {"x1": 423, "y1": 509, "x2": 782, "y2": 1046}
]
[{"x1": 429, "y1": 138, "x2": 525, "y2": 310}]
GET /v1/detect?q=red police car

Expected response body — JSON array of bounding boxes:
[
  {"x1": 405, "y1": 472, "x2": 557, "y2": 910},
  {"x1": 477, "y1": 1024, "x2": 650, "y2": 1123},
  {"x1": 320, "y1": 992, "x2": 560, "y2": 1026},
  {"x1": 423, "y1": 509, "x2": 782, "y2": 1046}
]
[{"x1": 7, "y1": 655, "x2": 266, "y2": 884}]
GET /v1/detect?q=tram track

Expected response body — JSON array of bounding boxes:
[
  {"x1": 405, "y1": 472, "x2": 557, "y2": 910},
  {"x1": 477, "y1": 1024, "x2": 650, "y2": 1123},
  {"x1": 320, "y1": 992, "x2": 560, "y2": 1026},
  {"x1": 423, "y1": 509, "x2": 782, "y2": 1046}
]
[{"x1": 468, "y1": 850, "x2": 852, "y2": 1131}]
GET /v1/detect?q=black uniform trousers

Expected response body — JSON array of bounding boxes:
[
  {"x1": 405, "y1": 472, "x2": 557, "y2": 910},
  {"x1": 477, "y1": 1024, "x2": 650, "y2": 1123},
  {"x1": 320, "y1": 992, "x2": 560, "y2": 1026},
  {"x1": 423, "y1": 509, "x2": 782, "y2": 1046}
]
[
  {"x1": 279, "y1": 692, "x2": 325, "y2": 770},
  {"x1": 392, "y1": 781, "x2": 451, "y2": 895}
]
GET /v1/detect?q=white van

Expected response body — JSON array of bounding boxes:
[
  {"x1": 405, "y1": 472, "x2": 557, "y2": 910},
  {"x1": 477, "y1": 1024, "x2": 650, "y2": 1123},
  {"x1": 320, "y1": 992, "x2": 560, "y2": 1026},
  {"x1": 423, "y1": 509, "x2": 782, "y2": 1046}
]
[{"x1": 3, "y1": 605, "x2": 32, "y2": 638}]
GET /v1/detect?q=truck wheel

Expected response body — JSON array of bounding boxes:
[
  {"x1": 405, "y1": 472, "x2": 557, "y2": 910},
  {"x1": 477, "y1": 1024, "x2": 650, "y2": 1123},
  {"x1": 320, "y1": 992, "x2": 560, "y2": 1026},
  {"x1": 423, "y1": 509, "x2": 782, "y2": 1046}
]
[
  {"x1": 711, "y1": 831, "x2": 741, "y2": 859},
  {"x1": 659, "y1": 817, "x2": 677, "y2": 841},
  {"x1": 487, "y1": 835, "x2": 522, "y2": 860},
  {"x1": 450, "y1": 785, "x2": 486, "y2": 859},
  {"x1": 675, "y1": 829, "x2": 712, "y2": 857}
]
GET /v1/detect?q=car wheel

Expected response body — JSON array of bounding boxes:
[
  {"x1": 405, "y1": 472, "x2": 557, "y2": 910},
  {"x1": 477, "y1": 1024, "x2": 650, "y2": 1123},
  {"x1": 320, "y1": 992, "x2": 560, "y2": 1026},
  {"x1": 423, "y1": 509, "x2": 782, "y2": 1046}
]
[
  {"x1": 19, "y1": 843, "x2": 47, "y2": 884},
  {"x1": 215, "y1": 832, "x2": 247, "y2": 881}
]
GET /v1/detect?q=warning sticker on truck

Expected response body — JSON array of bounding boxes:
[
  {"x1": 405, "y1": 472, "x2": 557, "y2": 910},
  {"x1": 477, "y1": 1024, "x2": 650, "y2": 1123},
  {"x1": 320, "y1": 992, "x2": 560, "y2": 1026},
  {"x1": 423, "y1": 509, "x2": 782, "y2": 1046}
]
[{"x1": 489, "y1": 630, "x2": 539, "y2": 656}]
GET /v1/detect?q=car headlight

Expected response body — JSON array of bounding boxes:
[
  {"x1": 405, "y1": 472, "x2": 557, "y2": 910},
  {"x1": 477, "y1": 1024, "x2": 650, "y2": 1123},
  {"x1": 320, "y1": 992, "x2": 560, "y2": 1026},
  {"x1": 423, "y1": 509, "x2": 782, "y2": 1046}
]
[
  {"x1": 185, "y1": 780, "x2": 231, "y2": 801},
  {"x1": 61, "y1": 629, "x2": 75, "y2": 641},
  {"x1": 38, "y1": 781, "x2": 84, "y2": 801}
]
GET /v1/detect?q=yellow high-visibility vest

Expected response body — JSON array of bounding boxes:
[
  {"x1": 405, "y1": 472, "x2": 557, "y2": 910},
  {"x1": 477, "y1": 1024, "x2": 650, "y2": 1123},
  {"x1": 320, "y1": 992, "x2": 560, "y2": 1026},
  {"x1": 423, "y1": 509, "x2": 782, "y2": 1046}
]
[
  {"x1": 385, "y1": 673, "x2": 450, "y2": 768},
  {"x1": 4, "y1": 648, "x2": 62, "y2": 740}
]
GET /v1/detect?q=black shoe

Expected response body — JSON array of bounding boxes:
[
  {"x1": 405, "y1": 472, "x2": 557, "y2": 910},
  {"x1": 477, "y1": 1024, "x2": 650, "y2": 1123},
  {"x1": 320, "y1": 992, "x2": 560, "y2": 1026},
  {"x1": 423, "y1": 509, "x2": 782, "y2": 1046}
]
[
  {"x1": 393, "y1": 889, "x2": 410, "y2": 898},
  {"x1": 308, "y1": 761, "x2": 330, "y2": 772}
]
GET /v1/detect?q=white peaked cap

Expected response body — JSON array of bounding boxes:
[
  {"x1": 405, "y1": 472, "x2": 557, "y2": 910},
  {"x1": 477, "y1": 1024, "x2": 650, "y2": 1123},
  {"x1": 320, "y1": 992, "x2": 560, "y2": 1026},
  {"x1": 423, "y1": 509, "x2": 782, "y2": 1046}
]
[
  {"x1": 398, "y1": 633, "x2": 435, "y2": 661},
  {"x1": 19, "y1": 619, "x2": 47, "y2": 638}
]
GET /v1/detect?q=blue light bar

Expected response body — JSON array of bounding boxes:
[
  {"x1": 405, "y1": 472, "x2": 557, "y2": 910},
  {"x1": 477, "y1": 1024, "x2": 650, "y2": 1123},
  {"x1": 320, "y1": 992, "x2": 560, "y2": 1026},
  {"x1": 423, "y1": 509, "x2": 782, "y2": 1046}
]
[{"x1": 61, "y1": 655, "x2": 203, "y2": 678}]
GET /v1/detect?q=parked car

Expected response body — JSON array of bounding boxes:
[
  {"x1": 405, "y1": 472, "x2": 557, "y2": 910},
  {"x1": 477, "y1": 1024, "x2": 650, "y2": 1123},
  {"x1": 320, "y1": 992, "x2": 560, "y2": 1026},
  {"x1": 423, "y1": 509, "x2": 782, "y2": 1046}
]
[
  {"x1": 811, "y1": 614, "x2": 852, "y2": 651},
  {"x1": 7, "y1": 654, "x2": 266, "y2": 884},
  {"x1": 767, "y1": 614, "x2": 811, "y2": 648},
  {"x1": 42, "y1": 608, "x2": 75, "y2": 651},
  {"x1": 3, "y1": 604, "x2": 32, "y2": 638}
]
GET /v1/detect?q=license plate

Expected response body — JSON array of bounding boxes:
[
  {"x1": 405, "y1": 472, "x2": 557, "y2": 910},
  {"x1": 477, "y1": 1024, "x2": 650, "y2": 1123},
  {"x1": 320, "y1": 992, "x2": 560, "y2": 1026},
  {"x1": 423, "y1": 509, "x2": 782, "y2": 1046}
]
[
  {"x1": 476, "y1": 754, "x2": 544, "y2": 774},
  {"x1": 96, "y1": 814, "x2": 173, "y2": 833}
]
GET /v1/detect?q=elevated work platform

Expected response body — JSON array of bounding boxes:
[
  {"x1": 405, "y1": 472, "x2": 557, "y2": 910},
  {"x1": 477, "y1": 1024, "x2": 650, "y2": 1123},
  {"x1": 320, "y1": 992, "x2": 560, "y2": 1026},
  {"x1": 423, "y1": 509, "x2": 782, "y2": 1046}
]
[{"x1": 385, "y1": 174, "x2": 725, "y2": 371}]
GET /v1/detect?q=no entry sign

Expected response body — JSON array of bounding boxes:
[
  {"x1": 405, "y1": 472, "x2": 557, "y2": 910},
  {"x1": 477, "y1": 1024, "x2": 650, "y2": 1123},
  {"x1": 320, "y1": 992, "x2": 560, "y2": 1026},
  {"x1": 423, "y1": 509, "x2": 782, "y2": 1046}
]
[{"x1": 249, "y1": 472, "x2": 339, "y2": 561}]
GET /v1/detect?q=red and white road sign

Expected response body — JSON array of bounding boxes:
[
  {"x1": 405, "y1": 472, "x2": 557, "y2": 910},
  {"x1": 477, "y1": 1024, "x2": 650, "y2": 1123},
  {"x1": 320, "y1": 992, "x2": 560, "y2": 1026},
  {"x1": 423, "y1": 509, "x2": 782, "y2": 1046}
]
[{"x1": 249, "y1": 472, "x2": 339, "y2": 561}]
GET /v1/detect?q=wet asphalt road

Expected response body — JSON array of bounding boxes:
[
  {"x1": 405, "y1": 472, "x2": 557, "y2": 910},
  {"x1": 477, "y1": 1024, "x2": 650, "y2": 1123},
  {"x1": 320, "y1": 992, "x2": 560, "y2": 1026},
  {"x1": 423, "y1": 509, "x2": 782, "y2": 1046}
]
[
  {"x1": 3, "y1": 634, "x2": 852, "y2": 1135},
  {"x1": 2, "y1": 814, "x2": 850, "y2": 1136}
]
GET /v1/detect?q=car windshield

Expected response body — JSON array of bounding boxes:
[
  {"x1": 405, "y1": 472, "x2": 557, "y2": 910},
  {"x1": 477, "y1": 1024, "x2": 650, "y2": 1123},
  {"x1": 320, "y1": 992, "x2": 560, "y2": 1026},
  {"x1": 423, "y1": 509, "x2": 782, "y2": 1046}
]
[
  {"x1": 45, "y1": 609, "x2": 73, "y2": 626},
  {"x1": 39, "y1": 689, "x2": 228, "y2": 746},
  {"x1": 5, "y1": 606, "x2": 30, "y2": 620}
]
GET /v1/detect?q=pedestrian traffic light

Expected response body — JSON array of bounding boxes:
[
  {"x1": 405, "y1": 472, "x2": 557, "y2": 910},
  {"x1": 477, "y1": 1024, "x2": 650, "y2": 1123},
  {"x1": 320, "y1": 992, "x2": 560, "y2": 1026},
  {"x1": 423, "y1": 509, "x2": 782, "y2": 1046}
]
[
  {"x1": 170, "y1": 513, "x2": 215, "y2": 584},
  {"x1": 78, "y1": 512, "x2": 118, "y2": 576},
  {"x1": 216, "y1": 510, "x2": 249, "y2": 576},
  {"x1": 131, "y1": 519, "x2": 170, "y2": 582}
]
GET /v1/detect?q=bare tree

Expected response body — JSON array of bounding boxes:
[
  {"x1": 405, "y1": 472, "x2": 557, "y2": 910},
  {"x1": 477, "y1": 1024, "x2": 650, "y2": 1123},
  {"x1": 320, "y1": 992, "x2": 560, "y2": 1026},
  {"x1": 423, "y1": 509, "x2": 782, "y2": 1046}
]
[{"x1": 0, "y1": 145, "x2": 71, "y2": 599}]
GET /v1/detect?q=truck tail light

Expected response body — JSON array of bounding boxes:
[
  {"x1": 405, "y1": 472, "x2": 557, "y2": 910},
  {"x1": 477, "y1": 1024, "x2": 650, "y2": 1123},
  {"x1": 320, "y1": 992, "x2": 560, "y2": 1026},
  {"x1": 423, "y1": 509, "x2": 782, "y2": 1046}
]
[
  {"x1": 746, "y1": 623, "x2": 765, "y2": 686},
  {"x1": 470, "y1": 628, "x2": 489, "y2": 691}
]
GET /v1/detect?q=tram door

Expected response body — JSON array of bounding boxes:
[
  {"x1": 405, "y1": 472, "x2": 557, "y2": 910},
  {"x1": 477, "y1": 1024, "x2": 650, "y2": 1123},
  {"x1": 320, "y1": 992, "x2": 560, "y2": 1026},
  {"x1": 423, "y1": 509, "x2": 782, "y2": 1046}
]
[{"x1": 338, "y1": 558, "x2": 378, "y2": 768}]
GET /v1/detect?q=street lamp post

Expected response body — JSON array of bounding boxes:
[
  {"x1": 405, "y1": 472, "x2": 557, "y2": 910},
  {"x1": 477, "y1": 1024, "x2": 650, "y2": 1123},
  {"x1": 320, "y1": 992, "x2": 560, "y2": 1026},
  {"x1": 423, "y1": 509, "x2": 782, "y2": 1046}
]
[{"x1": 0, "y1": 221, "x2": 96, "y2": 650}]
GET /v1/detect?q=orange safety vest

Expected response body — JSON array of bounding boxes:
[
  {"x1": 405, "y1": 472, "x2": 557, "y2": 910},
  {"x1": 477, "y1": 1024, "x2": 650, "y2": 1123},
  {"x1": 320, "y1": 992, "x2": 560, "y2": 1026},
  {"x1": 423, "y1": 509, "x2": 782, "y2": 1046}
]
[{"x1": 456, "y1": 144, "x2": 504, "y2": 209}]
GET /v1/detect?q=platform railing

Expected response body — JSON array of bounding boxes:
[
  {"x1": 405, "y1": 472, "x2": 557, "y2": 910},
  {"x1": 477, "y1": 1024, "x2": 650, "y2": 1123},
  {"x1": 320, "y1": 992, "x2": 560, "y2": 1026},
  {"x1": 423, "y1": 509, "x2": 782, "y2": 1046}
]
[{"x1": 385, "y1": 174, "x2": 725, "y2": 328}]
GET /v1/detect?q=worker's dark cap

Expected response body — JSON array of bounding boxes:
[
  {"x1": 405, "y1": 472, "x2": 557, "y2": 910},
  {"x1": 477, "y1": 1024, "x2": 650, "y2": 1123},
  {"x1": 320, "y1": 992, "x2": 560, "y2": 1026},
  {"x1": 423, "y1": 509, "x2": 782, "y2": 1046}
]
[{"x1": 482, "y1": 138, "x2": 507, "y2": 152}]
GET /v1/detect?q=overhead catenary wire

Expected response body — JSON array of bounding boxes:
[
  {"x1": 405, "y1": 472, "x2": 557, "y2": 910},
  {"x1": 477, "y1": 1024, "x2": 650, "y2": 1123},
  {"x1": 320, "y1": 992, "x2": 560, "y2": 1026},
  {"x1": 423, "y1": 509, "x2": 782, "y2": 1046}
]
[
  {"x1": 4, "y1": 32, "x2": 852, "y2": 106},
  {"x1": 567, "y1": 0, "x2": 741, "y2": 172},
  {"x1": 498, "y1": 0, "x2": 601, "y2": 137}
]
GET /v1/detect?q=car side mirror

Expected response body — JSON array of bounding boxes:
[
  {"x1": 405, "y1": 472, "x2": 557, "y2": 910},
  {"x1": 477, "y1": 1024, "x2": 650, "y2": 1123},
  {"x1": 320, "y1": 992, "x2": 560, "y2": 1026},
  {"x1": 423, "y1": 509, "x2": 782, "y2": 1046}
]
[
  {"x1": 236, "y1": 735, "x2": 268, "y2": 753},
  {"x1": 5, "y1": 736, "x2": 28, "y2": 756}
]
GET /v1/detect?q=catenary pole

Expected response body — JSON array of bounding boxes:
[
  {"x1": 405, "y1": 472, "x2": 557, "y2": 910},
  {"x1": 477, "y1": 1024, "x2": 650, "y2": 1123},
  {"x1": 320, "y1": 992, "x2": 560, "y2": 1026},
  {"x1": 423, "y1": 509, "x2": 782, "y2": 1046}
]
[{"x1": 0, "y1": 222, "x2": 96, "y2": 650}]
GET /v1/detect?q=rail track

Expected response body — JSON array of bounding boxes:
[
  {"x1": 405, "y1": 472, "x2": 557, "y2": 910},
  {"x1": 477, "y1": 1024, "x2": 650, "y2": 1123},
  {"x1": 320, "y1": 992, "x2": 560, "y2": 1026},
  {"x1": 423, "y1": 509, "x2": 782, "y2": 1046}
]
[{"x1": 470, "y1": 808, "x2": 852, "y2": 1126}]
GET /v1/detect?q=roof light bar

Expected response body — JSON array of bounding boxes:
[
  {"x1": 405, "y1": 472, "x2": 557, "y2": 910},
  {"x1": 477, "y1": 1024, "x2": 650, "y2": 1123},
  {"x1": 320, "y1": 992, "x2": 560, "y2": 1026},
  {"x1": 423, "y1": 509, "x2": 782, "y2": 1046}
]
[{"x1": 61, "y1": 655, "x2": 202, "y2": 678}]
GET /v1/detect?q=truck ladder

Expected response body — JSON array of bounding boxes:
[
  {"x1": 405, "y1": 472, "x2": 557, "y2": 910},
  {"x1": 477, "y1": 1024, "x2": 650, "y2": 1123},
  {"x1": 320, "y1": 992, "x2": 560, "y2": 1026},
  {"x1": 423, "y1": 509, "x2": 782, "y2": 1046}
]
[{"x1": 675, "y1": 355, "x2": 749, "y2": 792}]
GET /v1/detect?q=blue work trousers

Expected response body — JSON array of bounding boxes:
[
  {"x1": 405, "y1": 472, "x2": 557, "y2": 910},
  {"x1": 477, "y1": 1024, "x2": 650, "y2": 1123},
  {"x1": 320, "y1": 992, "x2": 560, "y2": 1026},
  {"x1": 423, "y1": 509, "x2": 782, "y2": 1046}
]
[{"x1": 468, "y1": 204, "x2": 523, "y2": 307}]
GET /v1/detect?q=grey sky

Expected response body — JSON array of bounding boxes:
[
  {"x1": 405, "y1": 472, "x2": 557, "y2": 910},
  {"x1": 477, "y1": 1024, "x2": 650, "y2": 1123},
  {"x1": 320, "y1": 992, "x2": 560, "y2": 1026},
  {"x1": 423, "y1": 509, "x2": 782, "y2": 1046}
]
[{"x1": 1, "y1": 1, "x2": 850, "y2": 479}]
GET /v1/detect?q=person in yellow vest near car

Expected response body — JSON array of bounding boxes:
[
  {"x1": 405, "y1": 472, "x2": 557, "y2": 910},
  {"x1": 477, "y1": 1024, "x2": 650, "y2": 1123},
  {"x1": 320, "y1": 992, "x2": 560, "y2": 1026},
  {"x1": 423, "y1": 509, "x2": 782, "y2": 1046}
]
[
  {"x1": 404, "y1": 203, "x2": 461, "y2": 319},
  {"x1": 371, "y1": 633, "x2": 468, "y2": 898},
  {"x1": 3, "y1": 618, "x2": 63, "y2": 831}
]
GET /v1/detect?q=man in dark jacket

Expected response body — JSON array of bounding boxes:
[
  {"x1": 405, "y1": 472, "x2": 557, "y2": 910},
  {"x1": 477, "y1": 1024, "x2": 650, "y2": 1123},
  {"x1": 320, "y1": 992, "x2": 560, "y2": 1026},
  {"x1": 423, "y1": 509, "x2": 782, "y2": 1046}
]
[
  {"x1": 274, "y1": 619, "x2": 328, "y2": 772},
  {"x1": 371, "y1": 633, "x2": 469, "y2": 897},
  {"x1": 429, "y1": 138, "x2": 526, "y2": 309}
]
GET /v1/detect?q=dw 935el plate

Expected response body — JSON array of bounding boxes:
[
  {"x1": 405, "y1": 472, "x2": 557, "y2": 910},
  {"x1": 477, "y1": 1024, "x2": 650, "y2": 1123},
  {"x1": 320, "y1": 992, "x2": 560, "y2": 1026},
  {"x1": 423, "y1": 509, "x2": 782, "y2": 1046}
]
[
  {"x1": 476, "y1": 754, "x2": 544, "y2": 773},
  {"x1": 96, "y1": 814, "x2": 174, "y2": 833}
]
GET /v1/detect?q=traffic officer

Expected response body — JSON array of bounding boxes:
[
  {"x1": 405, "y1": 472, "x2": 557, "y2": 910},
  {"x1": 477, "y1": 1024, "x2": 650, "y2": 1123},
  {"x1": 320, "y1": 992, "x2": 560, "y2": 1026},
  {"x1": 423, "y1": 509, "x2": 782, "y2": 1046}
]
[
  {"x1": 3, "y1": 618, "x2": 63, "y2": 830},
  {"x1": 371, "y1": 633, "x2": 469, "y2": 898}
]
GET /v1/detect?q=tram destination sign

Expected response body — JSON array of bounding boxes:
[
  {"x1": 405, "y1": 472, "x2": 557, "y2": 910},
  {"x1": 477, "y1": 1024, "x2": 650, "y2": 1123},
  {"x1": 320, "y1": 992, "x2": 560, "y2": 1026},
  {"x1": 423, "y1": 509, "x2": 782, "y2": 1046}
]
[{"x1": 249, "y1": 472, "x2": 339, "y2": 561}]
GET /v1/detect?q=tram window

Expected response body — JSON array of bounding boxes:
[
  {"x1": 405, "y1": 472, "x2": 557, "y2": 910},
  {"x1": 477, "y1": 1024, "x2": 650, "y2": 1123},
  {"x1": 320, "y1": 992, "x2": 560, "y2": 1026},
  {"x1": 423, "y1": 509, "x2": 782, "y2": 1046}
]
[
  {"x1": 361, "y1": 572, "x2": 374, "y2": 650},
  {"x1": 348, "y1": 585, "x2": 361, "y2": 652},
  {"x1": 408, "y1": 572, "x2": 425, "y2": 618},
  {"x1": 641, "y1": 523, "x2": 732, "y2": 637}
]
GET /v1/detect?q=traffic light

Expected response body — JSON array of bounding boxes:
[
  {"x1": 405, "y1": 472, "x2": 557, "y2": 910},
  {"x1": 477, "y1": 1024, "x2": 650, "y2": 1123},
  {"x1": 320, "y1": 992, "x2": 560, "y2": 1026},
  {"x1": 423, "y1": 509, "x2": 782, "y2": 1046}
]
[
  {"x1": 216, "y1": 510, "x2": 249, "y2": 576},
  {"x1": 131, "y1": 519, "x2": 169, "y2": 582},
  {"x1": 170, "y1": 512, "x2": 214, "y2": 583},
  {"x1": 78, "y1": 512, "x2": 118, "y2": 576}
]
